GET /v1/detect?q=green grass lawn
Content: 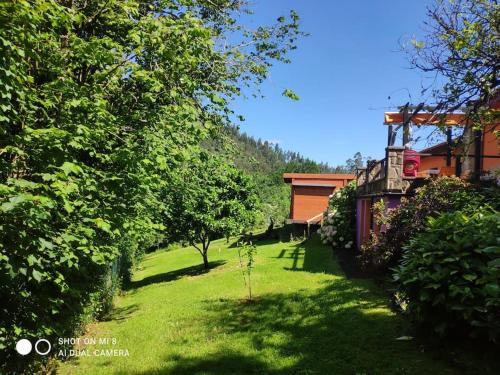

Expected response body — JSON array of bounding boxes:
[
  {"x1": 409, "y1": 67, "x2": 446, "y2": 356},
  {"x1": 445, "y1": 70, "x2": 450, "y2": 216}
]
[{"x1": 58, "y1": 236, "x2": 490, "y2": 375}]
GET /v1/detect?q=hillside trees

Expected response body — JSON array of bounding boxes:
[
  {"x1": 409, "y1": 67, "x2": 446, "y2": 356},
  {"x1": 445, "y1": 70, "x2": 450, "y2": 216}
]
[
  {"x1": 0, "y1": 0, "x2": 302, "y2": 370},
  {"x1": 164, "y1": 154, "x2": 259, "y2": 268},
  {"x1": 205, "y1": 127, "x2": 367, "y2": 226}
]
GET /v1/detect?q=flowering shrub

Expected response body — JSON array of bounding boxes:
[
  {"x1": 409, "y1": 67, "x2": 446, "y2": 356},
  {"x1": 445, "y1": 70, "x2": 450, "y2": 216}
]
[{"x1": 318, "y1": 182, "x2": 356, "y2": 249}]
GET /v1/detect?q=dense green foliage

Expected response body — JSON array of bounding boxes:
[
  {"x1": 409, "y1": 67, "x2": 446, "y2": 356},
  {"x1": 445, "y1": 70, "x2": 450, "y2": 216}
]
[
  {"x1": 360, "y1": 177, "x2": 493, "y2": 273},
  {"x1": 164, "y1": 154, "x2": 259, "y2": 268},
  {"x1": 0, "y1": 0, "x2": 302, "y2": 371},
  {"x1": 394, "y1": 208, "x2": 500, "y2": 341},
  {"x1": 318, "y1": 181, "x2": 356, "y2": 249}
]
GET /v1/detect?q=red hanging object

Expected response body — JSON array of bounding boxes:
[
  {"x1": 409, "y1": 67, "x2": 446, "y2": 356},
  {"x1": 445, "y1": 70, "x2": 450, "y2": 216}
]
[{"x1": 403, "y1": 149, "x2": 420, "y2": 177}]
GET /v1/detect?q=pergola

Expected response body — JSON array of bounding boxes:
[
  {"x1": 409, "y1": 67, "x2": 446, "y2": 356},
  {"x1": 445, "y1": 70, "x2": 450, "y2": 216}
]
[{"x1": 383, "y1": 103, "x2": 493, "y2": 178}]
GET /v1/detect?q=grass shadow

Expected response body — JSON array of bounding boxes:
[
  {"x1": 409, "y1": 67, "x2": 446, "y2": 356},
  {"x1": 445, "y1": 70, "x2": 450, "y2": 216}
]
[
  {"x1": 128, "y1": 278, "x2": 453, "y2": 375},
  {"x1": 115, "y1": 352, "x2": 272, "y2": 375},
  {"x1": 126, "y1": 261, "x2": 226, "y2": 290},
  {"x1": 333, "y1": 247, "x2": 369, "y2": 279},
  {"x1": 281, "y1": 236, "x2": 343, "y2": 275},
  {"x1": 102, "y1": 304, "x2": 139, "y2": 322}
]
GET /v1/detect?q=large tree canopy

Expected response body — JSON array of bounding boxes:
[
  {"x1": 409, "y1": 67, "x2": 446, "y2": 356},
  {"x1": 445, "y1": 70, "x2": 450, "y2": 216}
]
[{"x1": 0, "y1": 0, "x2": 302, "y2": 371}]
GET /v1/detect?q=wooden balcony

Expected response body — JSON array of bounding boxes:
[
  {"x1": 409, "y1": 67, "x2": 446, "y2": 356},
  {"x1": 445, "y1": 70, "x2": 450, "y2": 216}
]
[{"x1": 356, "y1": 146, "x2": 426, "y2": 197}]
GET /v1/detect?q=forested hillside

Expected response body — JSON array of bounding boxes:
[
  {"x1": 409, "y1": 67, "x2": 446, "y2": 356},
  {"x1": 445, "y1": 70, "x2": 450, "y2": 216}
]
[{"x1": 205, "y1": 126, "x2": 366, "y2": 226}]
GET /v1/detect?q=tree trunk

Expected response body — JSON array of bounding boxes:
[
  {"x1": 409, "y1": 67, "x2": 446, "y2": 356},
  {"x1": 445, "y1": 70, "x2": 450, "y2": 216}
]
[{"x1": 202, "y1": 251, "x2": 209, "y2": 269}]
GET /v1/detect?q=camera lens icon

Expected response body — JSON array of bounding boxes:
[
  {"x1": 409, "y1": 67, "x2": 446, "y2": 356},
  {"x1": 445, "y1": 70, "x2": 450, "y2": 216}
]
[
  {"x1": 16, "y1": 338, "x2": 52, "y2": 356},
  {"x1": 35, "y1": 339, "x2": 51, "y2": 355},
  {"x1": 16, "y1": 339, "x2": 32, "y2": 355}
]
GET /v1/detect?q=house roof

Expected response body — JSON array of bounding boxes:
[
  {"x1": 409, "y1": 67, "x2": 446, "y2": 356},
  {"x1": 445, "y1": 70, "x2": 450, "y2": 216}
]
[
  {"x1": 419, "y1": 141, "x2": 449, "y2": 154},
  {"x1": 283, "y1": 173, "x2": 356, "y2": 184}
]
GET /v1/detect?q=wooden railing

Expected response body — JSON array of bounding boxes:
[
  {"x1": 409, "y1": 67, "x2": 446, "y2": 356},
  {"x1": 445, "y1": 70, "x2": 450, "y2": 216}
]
[
  {"x1": 356, "y1": 158, "x2": 386, "y2": 188},
  {"x1": 356, "y1": 144, "x2": 499, "y2": 196},
  {"x1": 356, "y1": 146, "x2": 408, "y2": 195}
]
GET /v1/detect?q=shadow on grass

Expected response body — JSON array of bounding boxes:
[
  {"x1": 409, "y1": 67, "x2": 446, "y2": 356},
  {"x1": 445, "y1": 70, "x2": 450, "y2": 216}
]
[
  {"x1": 277, "y1": 235, "x2": 368, "y2": 279},
  {"x1": 124, "y1": 278, "x2": 461, "y2": 375},
  {"x1": 102, "y1": 304, "x2": 139, "y2": 322},
  {"x1": 126, "y1": 261, "x2": 226, "y2": 290},
  {"x1": 278, "y1": 236, "x2": 343, "y2": 275},
  {"x1": 115, "y1": 236, "x2": 498, "y2": 375}
]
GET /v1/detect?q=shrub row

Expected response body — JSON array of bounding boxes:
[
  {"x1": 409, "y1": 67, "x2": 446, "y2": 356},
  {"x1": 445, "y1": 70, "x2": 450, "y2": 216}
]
[
  {"x1": 358, "y1": 177, "x2": 499, "y2": 340},
  {"x1": 359, "y1": 177, "x2": 493, "y2": 273},
  {"x1": 394, "y1": 207, "x2": 500, "y2": 340}
]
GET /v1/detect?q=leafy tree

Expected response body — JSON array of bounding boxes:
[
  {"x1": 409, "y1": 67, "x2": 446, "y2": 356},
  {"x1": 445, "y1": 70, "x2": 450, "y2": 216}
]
[
  {"x1": 343, "y1": 152, "x2": 368, "y2": 173},
  {"x1": 0, "y1": 0, "x2": 302, "y2": 370},
  {"x1": 165, "y1": 154, "x2": 259, "y2": 268},
  {"x1": 406, "y1": 0, "x2": 498, "y2": 114}
]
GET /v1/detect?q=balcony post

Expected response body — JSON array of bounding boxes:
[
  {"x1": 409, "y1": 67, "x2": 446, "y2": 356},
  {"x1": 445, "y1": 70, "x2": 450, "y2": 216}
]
[{"x1": 385, "y1": 146, "x2": 405, "y2": 191}]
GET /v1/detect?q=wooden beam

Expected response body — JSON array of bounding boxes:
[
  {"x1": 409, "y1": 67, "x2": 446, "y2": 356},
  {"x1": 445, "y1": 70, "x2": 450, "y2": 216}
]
[
  {"x1": 455, "y1": 155, "x2": 462, "y2": 177},
  {"x1": 384, "y1": 112, "x2": 468, "y2": 125},
  {"x1": 446, "y1": 126, "x2": 452, "y2": 167},
  {"x1": 402, "y1": 103, "x2": 411, "y2": 146},
  {"x1": 387, "y1": 124, "x2": 394, "y2": 146}
]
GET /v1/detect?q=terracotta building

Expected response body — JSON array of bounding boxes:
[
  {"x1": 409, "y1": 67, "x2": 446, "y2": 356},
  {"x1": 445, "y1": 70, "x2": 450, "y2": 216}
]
[{"x1": 283, "y1": 173, "x2": 355, "y2": 224}]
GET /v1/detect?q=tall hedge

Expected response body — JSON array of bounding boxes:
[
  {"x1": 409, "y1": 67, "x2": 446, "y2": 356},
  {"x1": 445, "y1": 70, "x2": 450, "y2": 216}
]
[{"x1": 0, "y1": 1, "x2": 302, "y2": 371}]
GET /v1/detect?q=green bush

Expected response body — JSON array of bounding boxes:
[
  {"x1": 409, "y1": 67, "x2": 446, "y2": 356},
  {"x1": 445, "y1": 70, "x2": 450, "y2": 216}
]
[
  {"x1": 393, "y1": 208, "x2": 500, "y2": 340},
  {"x1": 360, "y1": 177, "x2": 493, "y2": 273},
  {"x1": 318, "y1": 181, "x2": 356, "y2": 249}
]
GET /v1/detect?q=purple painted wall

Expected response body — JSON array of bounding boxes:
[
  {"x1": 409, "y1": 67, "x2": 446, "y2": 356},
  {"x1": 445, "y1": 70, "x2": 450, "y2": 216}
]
[
  {"x1": 379, "y1": 195, "x2": 401, "y2": 234},
  {"x1": 355, "y1": 194, "x2": 402, "y2": 249}
]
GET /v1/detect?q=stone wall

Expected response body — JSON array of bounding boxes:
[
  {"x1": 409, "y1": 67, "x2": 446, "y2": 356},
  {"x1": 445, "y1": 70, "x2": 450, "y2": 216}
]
[
  {"x1": 355, "y1": 146, "x2": 412, "y2": 196},
  {"x1": 385, "y1": 146, "x2": 405, "y2": 191}
]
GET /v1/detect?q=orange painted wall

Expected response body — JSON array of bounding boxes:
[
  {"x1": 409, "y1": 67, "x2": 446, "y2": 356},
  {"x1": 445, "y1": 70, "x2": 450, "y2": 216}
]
[
  {"x1": 419, "y1": 155, "x2": 454, "y2": 171},
  {"x1": 284, "y1": 173, "x2": 355, "y2": 222},
  {"x1": 482, "y1": 125, "x2": 499, "y2": 172},
  {"x1": 291, "y1": 186, "x2": 334, "y2": 221},
  {"x1": 418, "y1": 126, "x2": 498, "y2": 174}
]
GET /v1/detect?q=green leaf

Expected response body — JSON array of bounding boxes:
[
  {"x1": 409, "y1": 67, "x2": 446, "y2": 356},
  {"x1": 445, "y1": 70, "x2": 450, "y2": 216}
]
[
  {"x1": 282, "y1": 89, "x2": 300, "y2": 101},
  {"x1": 59, "y1": 162, "x2": 83, "y2": 176},
  {"x1": 487, "y1": 258, "x2": 500, "y2": 268},
  {"x1": 39, "y1": 238, "x2": 54, "y2": 250},
  {"x1": 463, "y1": 274, "x2": 477, "y2": 281},
  {"x1": 32, "y1": 269, "x2": 42, "y2": 282},
  {"x1": 485, "y1": 283, "x2": 499, "y2": 296},
  {"x1": 94, "y1": 218, "x2": 111, "y2": 233}
]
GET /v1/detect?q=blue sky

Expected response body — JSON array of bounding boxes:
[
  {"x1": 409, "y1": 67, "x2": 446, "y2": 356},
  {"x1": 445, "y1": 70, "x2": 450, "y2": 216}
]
[{"x1": 230, "y1": 0, "x2": 439, "y2": 166}]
